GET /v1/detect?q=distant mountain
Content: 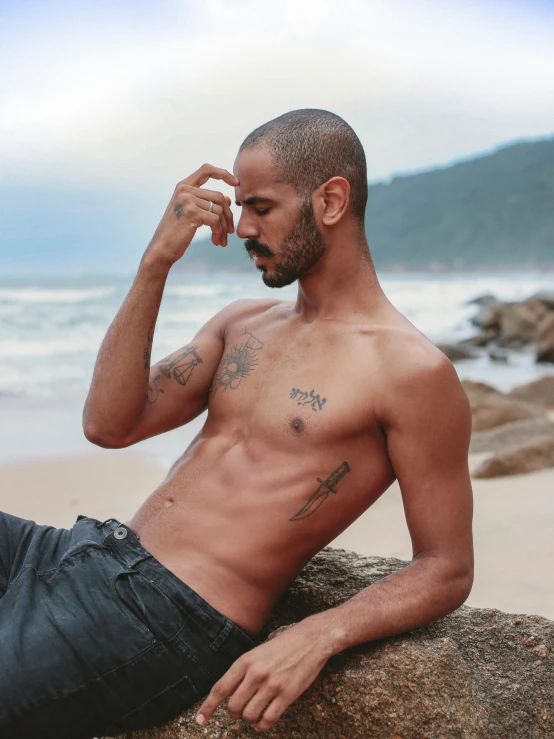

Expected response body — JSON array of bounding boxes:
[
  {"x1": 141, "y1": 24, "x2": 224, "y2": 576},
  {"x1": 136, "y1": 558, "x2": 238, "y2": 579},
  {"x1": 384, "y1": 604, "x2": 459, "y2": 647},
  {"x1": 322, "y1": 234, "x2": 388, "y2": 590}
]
[{"x1": 183, "y1": 136, "x2": 554, "y2": 272}]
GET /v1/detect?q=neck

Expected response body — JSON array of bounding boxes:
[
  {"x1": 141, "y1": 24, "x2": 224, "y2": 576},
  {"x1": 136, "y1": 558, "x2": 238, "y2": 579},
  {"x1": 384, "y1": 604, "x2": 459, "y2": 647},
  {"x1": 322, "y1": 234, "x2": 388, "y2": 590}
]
[{"x1": 293, "y1": 225, "x2": 390, "y2": 323}]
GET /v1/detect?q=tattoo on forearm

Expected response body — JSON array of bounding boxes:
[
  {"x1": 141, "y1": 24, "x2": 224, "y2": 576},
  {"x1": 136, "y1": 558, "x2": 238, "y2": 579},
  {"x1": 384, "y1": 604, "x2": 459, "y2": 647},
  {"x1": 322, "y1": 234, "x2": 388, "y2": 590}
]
[
  {"x1": 289, "y1": 462, "x2": 351, "y2": 521},
  {"x1": 174, "y1": 201, "x2": 184, "y2": 220},
  {"x1": 210, "y1": 329, "x2": 264, "y2": 394},
  {"x1": 145, "y1": 345, "x2": 203, "y2": 404},
  {"x1": 143, "y1": 319, "x2": 156, "y2": 369},
  {"x1": 290, "y1": 387, "x2": 327, "y2": 411}
]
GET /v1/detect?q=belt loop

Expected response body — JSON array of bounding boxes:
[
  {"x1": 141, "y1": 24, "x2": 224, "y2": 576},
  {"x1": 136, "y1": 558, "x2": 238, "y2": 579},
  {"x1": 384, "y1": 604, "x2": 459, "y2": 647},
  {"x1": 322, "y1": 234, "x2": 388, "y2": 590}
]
[{"x1": 210, "y1": 618, "x2": 234, "y2": 652}]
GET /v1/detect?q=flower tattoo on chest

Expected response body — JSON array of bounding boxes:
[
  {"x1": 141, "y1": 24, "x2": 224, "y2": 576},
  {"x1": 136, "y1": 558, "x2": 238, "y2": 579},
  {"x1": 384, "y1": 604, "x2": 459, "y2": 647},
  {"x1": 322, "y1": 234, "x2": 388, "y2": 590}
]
[{"x1": 210, "y1": 329, "x2": 264, "y2": 394}]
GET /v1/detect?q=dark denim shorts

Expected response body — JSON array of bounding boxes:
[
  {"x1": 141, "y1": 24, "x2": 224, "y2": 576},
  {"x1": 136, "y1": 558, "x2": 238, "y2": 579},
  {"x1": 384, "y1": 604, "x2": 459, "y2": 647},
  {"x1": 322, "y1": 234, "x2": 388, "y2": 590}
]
[{"x1": 0, "y1": 511, "x2": 260, "y2": 739}]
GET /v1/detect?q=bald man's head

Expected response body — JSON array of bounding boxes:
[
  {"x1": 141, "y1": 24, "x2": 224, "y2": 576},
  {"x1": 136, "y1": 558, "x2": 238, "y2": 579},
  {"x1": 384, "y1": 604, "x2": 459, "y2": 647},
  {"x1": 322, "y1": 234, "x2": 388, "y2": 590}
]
[{"x1": 238, "y1": 109, "x2": 368, "y2": 224}]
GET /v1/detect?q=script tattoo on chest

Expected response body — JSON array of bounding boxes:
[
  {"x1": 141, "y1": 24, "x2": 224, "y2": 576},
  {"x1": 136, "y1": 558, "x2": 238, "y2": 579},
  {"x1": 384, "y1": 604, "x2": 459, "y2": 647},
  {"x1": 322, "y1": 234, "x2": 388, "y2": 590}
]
[
  {"x1": 290, "y1": 387, "x2": 327, "y2": 411},
  {"x1": 210, "y1": 329, "x2": 264, "y2": 394},
  {"x1": 289, "y1": 461, "x2": 351, "y2": 521},
  {"x1": 146, "y1": 345, "x2": 203, "y2": 404}
]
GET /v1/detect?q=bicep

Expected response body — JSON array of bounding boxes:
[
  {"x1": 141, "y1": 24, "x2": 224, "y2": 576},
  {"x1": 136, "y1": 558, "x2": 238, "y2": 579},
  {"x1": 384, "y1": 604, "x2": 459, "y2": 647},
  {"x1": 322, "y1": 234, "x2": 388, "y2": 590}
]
[
  {"x1": 382, "y1": 356, "x2": 474, "y2": 575},
  {"x1": 121, "y1": 314, "x2": 225, "y2": 447}
]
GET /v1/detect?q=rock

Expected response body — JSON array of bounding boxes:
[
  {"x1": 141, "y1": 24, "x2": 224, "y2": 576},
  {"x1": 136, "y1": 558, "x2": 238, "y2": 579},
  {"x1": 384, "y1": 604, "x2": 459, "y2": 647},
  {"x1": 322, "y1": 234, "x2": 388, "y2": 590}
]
[
  {"x1": 530, "y1": 289, "x2": 554, "y2": 310},
  {"x1": 469, "y1": 417, "x2": 554, "y2": 454},
  {"x1": 469, "y1": 296, "x2": 504, "y2": 330},
  {"x1": 465, "y1": 293, "x2": 499, "y2": 308},
  {"x1": 459, "y1": 328, "x2": 498, "y2": 347},
  {"x1": 435, "y1": 343, "x2": 480, "y2": 362},
  {"x1": 508, "y1": 377, "x2": 554, "y2": 409},
  {"x1": 498, "y1": 298, "x2": 548, "y2": 346},
  {"x1": 461, "y1": 379, "x2": 547, "y2": 431},
  {"x1": 488, "y1": 347, "x2": 509, "y2": 363},
  {"x1": 105, "y1": 549, "x2": 554, "y2": 739},
  {"x1": 472, "y1": 435, "x2": 554, "y2": 477},
  {"x1": 537, "y1": 312, "x2": 554, "y2": 364}
]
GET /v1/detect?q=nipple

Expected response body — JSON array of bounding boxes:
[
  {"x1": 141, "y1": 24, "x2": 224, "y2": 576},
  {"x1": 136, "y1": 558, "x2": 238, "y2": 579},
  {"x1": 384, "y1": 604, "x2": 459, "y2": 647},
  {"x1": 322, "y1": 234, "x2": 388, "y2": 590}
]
[
  {"x1": 290, "y1": 416, "x2": 306, "y2": 434},
  {"x1": 164, "y1": 497, "x2": 174, "y2": 508}
]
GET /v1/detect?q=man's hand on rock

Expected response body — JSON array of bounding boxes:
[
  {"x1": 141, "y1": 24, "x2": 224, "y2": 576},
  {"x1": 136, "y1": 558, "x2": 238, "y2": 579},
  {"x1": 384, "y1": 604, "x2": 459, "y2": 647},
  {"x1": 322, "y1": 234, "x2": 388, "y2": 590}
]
[
  {"x1": 144, "y1": 163, "x2": 238, "y2": 268},
  {"x1": 195, "y1": 620, "x2": 333, "y2": 732}
]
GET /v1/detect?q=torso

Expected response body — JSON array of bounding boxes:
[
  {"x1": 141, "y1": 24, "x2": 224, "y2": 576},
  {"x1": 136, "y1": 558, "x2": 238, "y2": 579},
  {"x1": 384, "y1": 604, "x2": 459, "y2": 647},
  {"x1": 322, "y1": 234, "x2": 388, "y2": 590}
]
[{"x1": 125, "y1": 299, "x2": 432, "y2": 635}]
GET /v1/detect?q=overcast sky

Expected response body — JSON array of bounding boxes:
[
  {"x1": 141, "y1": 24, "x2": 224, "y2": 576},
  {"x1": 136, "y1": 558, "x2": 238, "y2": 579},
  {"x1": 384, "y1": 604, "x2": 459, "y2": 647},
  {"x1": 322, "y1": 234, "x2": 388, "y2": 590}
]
[{"x1": 1, "y1": 0, "x2": 554, "y2": 273}]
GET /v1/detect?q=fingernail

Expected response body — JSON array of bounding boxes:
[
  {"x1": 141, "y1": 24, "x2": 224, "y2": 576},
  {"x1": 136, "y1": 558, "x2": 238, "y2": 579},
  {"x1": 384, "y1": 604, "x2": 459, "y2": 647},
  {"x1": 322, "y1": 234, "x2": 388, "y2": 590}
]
[{"x1": 196, "y1": 713, "x2": 206, "y2": 725}]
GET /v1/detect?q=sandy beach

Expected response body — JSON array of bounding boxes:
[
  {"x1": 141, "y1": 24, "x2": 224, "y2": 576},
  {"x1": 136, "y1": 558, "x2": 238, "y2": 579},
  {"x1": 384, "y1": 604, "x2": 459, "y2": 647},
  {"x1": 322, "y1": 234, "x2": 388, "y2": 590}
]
[{"x1": 1, "y1": 447, "x2": 552, "y2": 621}]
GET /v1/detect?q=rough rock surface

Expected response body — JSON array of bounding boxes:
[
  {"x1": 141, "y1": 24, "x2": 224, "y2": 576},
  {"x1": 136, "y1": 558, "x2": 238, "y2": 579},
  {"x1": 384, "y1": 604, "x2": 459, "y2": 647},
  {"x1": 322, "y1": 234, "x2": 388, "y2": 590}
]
[
  {"x1": 537, "y1": 312, "x2": 554, "y2": 364},
  {"x1": 498, "y1": 298, "x2": 548, "y2": 345},
  {"x1": 508, "y1": 376, "x2": 554, "y2": 409},
  {"x1": 106, "y1": 549, "x2": 554, "y2": 739},
  {"x1": 469, "y1": 417, "x2": 554, "y2": 454},
  {"x1": 531, "y1": 289, "x2": 554, "y2": 311},
  {"x1": 461, "y1": 379, "x2": 548, "y2": 431},
  {"x1": 472, "y1": 435, "x2": 554, "y2": 478}
]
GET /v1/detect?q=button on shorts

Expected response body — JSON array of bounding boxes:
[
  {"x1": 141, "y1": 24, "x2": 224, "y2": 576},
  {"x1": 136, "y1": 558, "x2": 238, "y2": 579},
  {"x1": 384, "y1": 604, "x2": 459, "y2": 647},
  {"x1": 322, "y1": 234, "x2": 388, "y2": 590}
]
[{"x1": 0, "y1": 511, "x2": 260, "y2": 739}]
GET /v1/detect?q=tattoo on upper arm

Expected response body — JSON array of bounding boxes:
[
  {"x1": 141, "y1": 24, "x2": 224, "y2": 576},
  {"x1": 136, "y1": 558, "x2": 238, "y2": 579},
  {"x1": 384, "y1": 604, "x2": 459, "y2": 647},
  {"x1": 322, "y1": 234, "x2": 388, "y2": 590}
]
[
  {"x1": 289, "y1": 462, "x2": 351, "y2": 521},
  {"x1": 209, "y1": 329, "x2": 264, "y2": 394},
  {"x1": 290, "y1": 387, "x2": 327, "y2": 411},
  {"x1": 145, "y1": 345, "x2": 203, "y2": 404}
]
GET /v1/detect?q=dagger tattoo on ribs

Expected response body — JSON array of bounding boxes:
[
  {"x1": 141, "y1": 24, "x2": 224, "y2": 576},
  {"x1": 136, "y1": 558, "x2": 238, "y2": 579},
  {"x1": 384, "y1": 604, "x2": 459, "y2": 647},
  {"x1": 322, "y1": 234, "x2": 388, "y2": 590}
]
[{"x1": 289, "y1": 462, "x2": 351, "y2": 521}]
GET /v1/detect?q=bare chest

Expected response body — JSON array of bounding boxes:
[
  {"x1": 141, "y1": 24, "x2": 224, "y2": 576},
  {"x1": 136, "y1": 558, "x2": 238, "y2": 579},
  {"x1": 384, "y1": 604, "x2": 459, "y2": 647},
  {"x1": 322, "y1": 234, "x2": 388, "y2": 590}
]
[{"x1": 206, "y1": 321, "x2": 382, "y2": 447}]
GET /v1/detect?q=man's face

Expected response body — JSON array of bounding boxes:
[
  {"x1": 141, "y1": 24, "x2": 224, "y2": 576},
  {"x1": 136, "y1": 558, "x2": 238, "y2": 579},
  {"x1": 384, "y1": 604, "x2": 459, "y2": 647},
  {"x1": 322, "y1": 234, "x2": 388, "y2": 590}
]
[{"x1": 233, "y1": 147, "x2": 326, "y2": 288}]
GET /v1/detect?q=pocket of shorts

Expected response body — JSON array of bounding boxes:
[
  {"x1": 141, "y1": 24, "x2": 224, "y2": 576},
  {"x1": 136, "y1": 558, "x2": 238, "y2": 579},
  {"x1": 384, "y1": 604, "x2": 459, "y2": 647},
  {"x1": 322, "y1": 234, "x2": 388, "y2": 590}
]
[
  {"x1": 110, "y1": 567, "x2": 187, "y2": 643},
  {"x1": 55, "y1": 541, "x2": 108, "y2": 571},
  {"x1": 110, "y1": 568, "x2": 158, "y2": 640}
]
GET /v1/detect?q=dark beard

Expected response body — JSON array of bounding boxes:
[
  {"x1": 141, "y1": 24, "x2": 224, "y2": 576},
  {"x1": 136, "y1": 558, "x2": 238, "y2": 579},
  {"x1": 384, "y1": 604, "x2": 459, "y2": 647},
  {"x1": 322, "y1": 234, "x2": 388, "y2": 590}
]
[{"x1": 245, "y1": 200, "x2": 326, "y2": 288}]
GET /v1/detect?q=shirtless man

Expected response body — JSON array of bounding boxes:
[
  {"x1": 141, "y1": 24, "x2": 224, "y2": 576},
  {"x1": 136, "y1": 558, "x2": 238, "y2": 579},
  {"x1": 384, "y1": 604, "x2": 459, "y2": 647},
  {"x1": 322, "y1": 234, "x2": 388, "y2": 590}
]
[{"x1": 82, "y1": 109, "x2": 474, "y2": 733}]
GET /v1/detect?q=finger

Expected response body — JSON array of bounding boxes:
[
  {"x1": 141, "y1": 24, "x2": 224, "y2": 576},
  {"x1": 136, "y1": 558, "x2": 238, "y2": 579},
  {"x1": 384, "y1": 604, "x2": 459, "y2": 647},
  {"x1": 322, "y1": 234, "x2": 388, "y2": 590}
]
[
  {"x1": 191, "y1": 187, "x2": 234, "y2": 234},
  {"x1": 196, "y1": 663, "x2": 246, "y2": 724},
  {"x1": 227, "y1": 675, "x2": 264, "y2": 719},
  {"x1": 241, "y1": 689, "x2": 275, "y2": 724},
  {"x1": 254, "y1": 695, "x2": 289, "y2": 732},
  {"x1": 193, "y1": 196, "x2": 228, "y2": 246},
  {"x1": 194, "y1": 208, "x2": 225, "y2": 247},
  {"x1": 185, "y1": 163, "x2": 239, "y2": 189}
]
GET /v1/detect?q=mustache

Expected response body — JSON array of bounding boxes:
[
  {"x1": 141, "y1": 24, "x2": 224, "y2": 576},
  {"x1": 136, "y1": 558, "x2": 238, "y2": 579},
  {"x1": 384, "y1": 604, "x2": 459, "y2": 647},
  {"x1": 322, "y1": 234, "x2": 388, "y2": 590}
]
[{"x1": 244, "y1": 239, "x2": 274, "y2": 258}]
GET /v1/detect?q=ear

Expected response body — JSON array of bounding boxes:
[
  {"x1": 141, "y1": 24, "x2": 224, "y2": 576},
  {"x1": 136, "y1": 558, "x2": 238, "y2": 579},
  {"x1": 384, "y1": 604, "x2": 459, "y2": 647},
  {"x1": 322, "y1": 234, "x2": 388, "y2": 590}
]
[{"x1": 314, "y1": 177, "x2": 350, "y2": 226}]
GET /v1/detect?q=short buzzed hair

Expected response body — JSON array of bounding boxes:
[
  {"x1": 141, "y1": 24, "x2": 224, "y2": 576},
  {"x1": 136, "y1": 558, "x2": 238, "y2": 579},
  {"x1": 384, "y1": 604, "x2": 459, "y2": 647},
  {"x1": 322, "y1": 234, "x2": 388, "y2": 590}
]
[{"x1": 239, "y1": 109, "x2": 368, "y2": 223}]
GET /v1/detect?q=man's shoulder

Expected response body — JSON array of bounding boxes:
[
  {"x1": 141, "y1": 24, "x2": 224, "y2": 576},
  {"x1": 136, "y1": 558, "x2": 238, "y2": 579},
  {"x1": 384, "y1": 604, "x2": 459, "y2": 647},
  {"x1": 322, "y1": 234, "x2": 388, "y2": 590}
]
[
  {"x1": 371, "y1": 323, "x2": 465, "y2": 423},
  {"x1": 214, "y1": 297, "x2": 285, "y2": 333}
]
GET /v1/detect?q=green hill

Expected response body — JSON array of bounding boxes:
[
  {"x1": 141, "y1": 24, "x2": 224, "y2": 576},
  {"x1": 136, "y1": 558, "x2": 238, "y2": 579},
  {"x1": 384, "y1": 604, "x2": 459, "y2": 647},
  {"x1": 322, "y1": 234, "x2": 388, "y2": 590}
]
[{"x1": 182, "y1": 136, "x2": 554, "y2": 272}]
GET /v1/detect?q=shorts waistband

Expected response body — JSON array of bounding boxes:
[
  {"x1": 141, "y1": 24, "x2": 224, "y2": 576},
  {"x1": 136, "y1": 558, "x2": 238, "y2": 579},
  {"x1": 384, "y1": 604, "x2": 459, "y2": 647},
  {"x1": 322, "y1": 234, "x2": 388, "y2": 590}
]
[{"x1": 77, "y1": 515, "x2": 261, "y2": 654}]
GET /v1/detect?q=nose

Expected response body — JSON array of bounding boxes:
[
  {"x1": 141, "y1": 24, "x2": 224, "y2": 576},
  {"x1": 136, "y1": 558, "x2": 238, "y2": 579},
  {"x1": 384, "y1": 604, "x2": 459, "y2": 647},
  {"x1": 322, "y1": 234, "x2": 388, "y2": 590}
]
[{"x1": 236, "y1": 211, "x2": 260, "y2": 241}]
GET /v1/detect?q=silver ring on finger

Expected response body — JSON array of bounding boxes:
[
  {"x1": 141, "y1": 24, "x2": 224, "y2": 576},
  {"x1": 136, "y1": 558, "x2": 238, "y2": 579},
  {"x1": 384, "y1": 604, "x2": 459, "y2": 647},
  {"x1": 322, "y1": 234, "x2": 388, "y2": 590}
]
[{"x1": 207, "y1": 200, "x2": 214, "y2": 213}]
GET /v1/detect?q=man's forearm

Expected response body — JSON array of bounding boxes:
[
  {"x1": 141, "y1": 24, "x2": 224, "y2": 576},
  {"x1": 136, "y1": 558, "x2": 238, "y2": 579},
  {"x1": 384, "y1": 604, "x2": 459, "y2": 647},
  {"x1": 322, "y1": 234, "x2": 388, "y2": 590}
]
[
  {"x1": 82, "y1": 252, "x2": 171, "y2": 445},
  {"x1": 301, "y1": 555, "x2": 473, "y2": 657}
]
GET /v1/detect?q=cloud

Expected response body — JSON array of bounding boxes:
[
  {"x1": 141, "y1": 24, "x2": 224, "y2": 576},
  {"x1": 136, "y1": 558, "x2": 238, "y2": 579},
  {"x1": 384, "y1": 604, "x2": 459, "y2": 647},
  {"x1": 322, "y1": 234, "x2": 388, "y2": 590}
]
[{"x1": 1, "y1": 0, "x2": 553, "y2": 190}]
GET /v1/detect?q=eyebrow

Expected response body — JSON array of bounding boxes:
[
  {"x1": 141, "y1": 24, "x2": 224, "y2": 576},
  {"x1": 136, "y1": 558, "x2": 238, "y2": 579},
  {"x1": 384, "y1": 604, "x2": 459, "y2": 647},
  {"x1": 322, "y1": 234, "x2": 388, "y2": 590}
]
[{"x1": 235, "y1": 196, "x2": 272, "y2": 207}]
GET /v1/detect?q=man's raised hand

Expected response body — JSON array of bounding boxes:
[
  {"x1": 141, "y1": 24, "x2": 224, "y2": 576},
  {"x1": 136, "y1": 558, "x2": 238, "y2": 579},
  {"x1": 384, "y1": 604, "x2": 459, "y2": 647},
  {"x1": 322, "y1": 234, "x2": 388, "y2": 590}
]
[{"x1": 145, "y1": 163, "x2": 239, "y2": 267}]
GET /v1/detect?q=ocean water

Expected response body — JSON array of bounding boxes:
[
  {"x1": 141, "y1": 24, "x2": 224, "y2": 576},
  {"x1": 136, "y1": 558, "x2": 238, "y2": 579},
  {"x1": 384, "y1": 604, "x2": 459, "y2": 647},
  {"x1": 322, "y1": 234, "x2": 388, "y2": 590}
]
[
  {"x1": 1, "y1": 269, "x2": 553, "y2": 464},
  {"x1": 1, "y1": 269, "x2": 553, "y2": 400}
]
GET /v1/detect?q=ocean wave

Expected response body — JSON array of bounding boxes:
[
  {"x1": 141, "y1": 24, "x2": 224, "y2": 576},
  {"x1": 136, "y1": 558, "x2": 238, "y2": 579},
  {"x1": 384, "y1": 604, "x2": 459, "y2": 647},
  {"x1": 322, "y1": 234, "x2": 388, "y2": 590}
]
[
  {"x1": 0, "y1": 287, "x2": 116, "y2": 304},
  {"x1": 165, "y1": 284, "x2": 229, "y2": 297}
]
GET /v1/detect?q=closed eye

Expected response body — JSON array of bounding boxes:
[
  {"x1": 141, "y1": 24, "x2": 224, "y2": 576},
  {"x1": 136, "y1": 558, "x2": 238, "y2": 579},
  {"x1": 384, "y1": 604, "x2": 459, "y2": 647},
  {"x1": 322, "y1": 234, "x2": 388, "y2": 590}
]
[{"x1": 255, "y1": 209, "x2": 270, "y2": 216}]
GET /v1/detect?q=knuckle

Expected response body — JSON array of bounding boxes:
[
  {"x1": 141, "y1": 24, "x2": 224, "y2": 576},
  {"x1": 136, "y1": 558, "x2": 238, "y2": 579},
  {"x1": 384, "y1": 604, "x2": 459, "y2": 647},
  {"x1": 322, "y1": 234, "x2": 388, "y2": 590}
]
[
  {"x1": 242, "y1": 706, "x2": 259, "y2": 721},
  {"x1": 211, "y1": 681, "x2": 225, "y2": 696}
]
